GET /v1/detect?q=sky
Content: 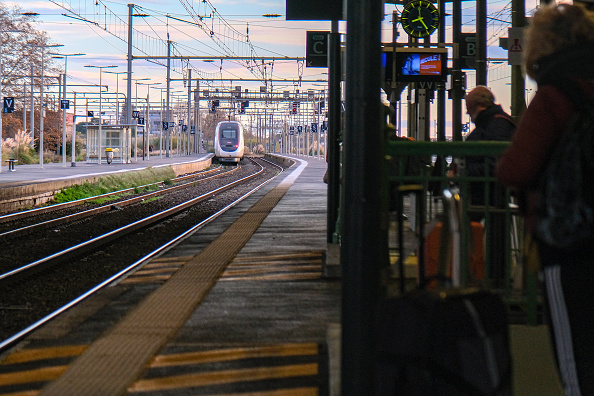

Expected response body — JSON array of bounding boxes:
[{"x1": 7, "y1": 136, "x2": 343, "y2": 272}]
[{"x1": 8, "y1": 0, "x2": 540, "y2": 136}]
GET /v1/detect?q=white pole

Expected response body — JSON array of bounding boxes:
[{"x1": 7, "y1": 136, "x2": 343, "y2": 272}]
[
  {"x1": 40, "y1": 49, "x2": 45, "y2": 168},
  {"x1": 62, "y1": 57, "x2": 68, "y2": 166},
  {"x1": 99, "y1": 69, "x2": 102, "y2": 165}
]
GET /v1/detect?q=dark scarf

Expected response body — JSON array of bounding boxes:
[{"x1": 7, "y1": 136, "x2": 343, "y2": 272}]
[
  {"x1": 474, "y1": 104, "x2": 510, "y2": 129},
  {"x1": 532, "y1": 42, "x2": 594, "y2": 86}
]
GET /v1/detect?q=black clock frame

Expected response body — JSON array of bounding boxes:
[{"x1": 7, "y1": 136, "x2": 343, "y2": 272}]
[{"x1": 401, "y1": 0, "x2": 440, "y2": 39}]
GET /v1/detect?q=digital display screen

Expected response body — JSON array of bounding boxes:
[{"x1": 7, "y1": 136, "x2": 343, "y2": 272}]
[
  {"x1": 400, "y1": 53, "x2": 443, "y2": 76},
  {"x1": 384, "y1": 47, "x2": 448, "y2": 83}
]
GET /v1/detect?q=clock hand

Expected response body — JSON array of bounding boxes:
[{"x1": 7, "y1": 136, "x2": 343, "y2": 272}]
[{"x1": 412, "y1": 16, "x2": 428, "y2": 29}]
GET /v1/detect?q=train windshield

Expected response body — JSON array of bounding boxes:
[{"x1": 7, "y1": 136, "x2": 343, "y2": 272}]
[{"x1": 221, "y1": 128, "x2": 238, "y2": 139}]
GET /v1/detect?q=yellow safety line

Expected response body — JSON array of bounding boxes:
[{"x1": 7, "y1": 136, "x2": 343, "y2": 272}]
[
  {"x1": 220, "y1": 273, "x2": 322, "y2": 282},
  {"x1": 149, "y1": 343, "x2": 319, "y2": 368},
  {"x1": 222, "y1": 265, "x2": 322, "y2": 276},
  {"x1": 200, "y1": 388, "x2": 318, "y2": 396},
  {"x1": 128, "y1": 363, "x2": 318, "y2": 392},
  {"x1": 0, "y1": 345, "x2": 87, "y2": 365},
  {"x1": 39, "y1": 183, "x2": 294, "y2": 395},
  {"x1": 0, "y1": 366, "x2": 67, "y2": 386},
  {"x1": 232, "y1": 252, "x2": 324, "y2": 262}
]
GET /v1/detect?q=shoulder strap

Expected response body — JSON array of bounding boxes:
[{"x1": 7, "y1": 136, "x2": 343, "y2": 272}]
[{"x1": 493, "y1": 113, "x2": 516, "y2": 127}]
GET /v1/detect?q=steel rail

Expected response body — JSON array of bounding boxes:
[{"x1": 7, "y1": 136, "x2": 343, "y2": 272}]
[
  {"x1": 0, "y1": 166, "x2": 236, "y2": 241},
  {"x1": 0, "y1": 158, "x2": 284, "y2": 352},
  {"x1": 0, "y1": 165, "x2": 224, "y2": 224},
  {"x1": 0, "y1": 162, "x2": 261, "y2": 281}
]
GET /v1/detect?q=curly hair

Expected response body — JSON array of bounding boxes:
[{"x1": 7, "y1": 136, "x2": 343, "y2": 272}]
[{"x1": 524, "y1": 3, "x2": 594, "y2": 80}]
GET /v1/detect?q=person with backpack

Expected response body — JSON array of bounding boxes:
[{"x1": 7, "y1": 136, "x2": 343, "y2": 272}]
[{"x1": 496, "y1": 2, "x2": 594, "y2": 394}]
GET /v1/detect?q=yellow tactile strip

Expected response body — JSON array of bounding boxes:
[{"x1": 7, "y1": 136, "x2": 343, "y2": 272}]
[
  {"x1": 127, "y1": 343, "x2": 320, "y2": 393},
  {"x1": 38, "y1": 183, "x2": 293, "y2": 395},
  {"x1": 221, "y1": 252, "x2": 323, "y2": 282}
]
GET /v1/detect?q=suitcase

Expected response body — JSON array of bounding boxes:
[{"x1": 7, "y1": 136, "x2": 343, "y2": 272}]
[
  {"x1": 423, "y1": 220, "x2": 485, "y2": 289},
  {"x1": 377, "y1": 188, "x2": 512, "y2": 395}
]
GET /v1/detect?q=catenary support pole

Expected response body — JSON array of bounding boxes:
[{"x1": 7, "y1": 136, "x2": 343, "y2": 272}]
[{"x1": 126, "y1": 3, "x2": 133, "y2": 127}]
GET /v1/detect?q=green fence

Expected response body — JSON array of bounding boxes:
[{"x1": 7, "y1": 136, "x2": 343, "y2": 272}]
[{"x1": 386, "y1": 140, "x2": 539, "y2": 324}]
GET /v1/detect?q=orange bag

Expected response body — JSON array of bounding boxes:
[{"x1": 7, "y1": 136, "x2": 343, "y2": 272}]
[{"x1": 422, "y1": 220, "x2": 485, "y2": 288}]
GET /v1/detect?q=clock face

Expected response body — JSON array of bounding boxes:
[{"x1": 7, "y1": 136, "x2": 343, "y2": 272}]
[{"x1": 401, "y1": 0, "x2": 439, "y2": 38}]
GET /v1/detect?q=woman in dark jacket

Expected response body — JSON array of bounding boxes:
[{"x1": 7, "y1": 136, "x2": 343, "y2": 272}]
[{"x1": 496, "y1": 3, "x2": 594, "y2": 395}]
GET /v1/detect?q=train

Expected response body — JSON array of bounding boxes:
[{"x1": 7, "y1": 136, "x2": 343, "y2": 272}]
[{"x1": 214, "y1": 120, "x2": 245, "y2": 163}]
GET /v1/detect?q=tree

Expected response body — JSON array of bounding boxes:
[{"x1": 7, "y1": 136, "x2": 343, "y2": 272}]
[
  {"x1": 1, "y1": 4, "x2": 61, "y2": 144},
  {"x1": 201, "y1": 111, "x2": 234, "y2": 143}
]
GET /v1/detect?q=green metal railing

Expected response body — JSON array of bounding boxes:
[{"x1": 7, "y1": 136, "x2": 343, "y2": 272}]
[{"x1": 386, "y1": 140, "x2": 539, "y2": 324}]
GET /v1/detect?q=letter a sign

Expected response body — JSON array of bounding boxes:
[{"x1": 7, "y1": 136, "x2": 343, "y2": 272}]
[{"x1": 3, "y1": 97, "x2": 14, "y2": 113}]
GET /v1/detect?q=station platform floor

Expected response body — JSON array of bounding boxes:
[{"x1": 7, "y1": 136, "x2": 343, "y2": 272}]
[
  {"x1": 0, "y1": 154, "x2": 214, "y2": 187},
  {"x1": 0, "y1": 154, "x2": 563, "y2": 395}
]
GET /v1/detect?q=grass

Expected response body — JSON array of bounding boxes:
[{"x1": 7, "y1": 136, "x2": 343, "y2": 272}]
[
  {"x1": 50, "y1": 166, "x2": 177, "y2": 204},
  {"x1": 141, "y1": 196, "x2": 163, "y2": 204}
]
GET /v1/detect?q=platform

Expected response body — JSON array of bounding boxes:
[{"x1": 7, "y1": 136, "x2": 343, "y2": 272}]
[
  {"x1": 0, "y1": 154, "x2": 563, "y2": 395},
  {"x1": 0, "y1": 154, "x2": 214, "y2": 213}
]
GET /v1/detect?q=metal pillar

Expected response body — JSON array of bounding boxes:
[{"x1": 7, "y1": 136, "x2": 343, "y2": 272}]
[
  {"x1": 30, "y1": 65, "x2": 34, "y2": 145},
  {"x1": 341, "y1": 0, "x2": 385, "y2": 392},
  {"x1": 511, "y1": 0, "x2": 526, "y2": 119},
  {"x1": 476, "y1": 0, "x2": 487, "y2": 85},
  {"x1": 327, "y1": 21, "x2": 341, "y2": 243},
  {"x1": 452, "y1": 0, "x2": 463, "y2": 141},
  {"x1": 437, "y1": 0, "x2": 446, "y2": 142},
  {"x1": 126, "y1": 4, "x2": 133, "y2": 126},
  {"x1": 72, "y1": 92, "x2": 77, "y2": 166},
  {"x1": 166, "y1": 39, "x2": 171, "y2": 157},
  {"x1": 187, "y1": 69, "x2": 191, "y2": 154}
]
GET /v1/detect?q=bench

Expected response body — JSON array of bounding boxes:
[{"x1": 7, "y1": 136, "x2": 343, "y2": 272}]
[{"x1": 5, "y1": 159, "x2": 17, "y2": 171}]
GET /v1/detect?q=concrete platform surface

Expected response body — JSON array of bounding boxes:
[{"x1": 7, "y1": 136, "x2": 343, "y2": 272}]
[{"x1": 0, "y1": 154, "x2": 563, "y2": 395}]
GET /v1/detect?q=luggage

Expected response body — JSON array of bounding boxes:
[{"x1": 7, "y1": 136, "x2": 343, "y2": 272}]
[
  {"x1": 423, "y1": 220, "x2": 485, "y2": 289},
  {"x1": 377, "y1": 189, "x2": 512, "y2": 395}
]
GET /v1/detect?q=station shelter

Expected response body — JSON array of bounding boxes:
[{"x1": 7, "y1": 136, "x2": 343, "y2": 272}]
[{"x1": 86, "y1": 125, "x2": 136, "y2": 164}]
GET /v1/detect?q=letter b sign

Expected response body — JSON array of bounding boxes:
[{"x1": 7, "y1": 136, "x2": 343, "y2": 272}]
[{"x1": 460, "y1": 33, "x2": 477, "y2": 70}]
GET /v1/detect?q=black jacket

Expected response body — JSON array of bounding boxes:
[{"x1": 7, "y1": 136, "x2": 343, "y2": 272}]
[{"x1": 465, "y1": 104, "x2": 516, "y2": 207}]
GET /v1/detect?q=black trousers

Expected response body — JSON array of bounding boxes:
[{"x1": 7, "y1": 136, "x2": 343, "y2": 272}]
[{"x1": 539, "y1": 242, "x2": 594, "y2": 396}]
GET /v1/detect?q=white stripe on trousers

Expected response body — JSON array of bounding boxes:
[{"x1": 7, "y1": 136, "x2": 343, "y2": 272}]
[{"x1": 544, "y1": 265, "x2": 582, "y2": 396}]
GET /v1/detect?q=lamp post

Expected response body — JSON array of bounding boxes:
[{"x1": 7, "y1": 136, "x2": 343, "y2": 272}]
[
  {"x1": 104, "y1": 70, "x2": 127, "y2": 124},
  {"x1": 50, "y1": 52, "x2": 85, "y2": 167},
  {"x1": 124, "y1": 77, "x2": 150, "y2": 161},
  {"x1": 85, "y1": 65, "x2": 117, "y2": 164},
  {"x1": 0, "y1": 28, "x2": 25, "y2": 173},
  {"x1": 151, "y1": 86, "x2": 169, "y2": 158},
  {"x1": 137, "y1": 82, "x2": 160, "y2": 160},
  {"x1": 25, "y1": 42, "x2": 63, "y2": 168}
]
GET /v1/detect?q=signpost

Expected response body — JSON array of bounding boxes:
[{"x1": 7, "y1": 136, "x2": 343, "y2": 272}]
[
  {"x1": 3, "y1": 97, "x2": 14, "y2": 113},
  {"x1": 306, "y1": 31, "x2": 329, "y2": 67}
]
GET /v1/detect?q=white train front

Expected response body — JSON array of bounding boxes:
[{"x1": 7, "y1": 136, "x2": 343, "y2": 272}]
[{"x1": 214, "y1": 121, "x2": 244, "y2": 163}]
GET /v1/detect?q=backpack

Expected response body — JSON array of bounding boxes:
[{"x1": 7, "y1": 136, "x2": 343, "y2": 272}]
[{"x1": 534, "y1": 79, "x2": 594, "y2": 250}]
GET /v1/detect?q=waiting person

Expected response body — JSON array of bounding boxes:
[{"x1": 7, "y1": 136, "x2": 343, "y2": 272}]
[
  {"x1": 449, "y1": 86, "x2": 515, "y2": 285},
  {"x1": 496, "y1": 2, "x2": 594, "y2": 394},
  {"x1": 462, "y1": 86, "x2": 515, "y2": 211}
]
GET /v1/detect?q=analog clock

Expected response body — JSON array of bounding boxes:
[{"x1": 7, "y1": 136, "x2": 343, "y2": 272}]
[{"x1": 401, "y1": 0, "x2": 440, "y2": 38}]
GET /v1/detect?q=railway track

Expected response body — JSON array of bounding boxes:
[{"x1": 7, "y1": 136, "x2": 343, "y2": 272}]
[
  {"x1": 0, "y1": 156, "x2": 286, "y2": 349},
  {"x1": 0, "y1": 163, "x2": 230, "y2": 232}
]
